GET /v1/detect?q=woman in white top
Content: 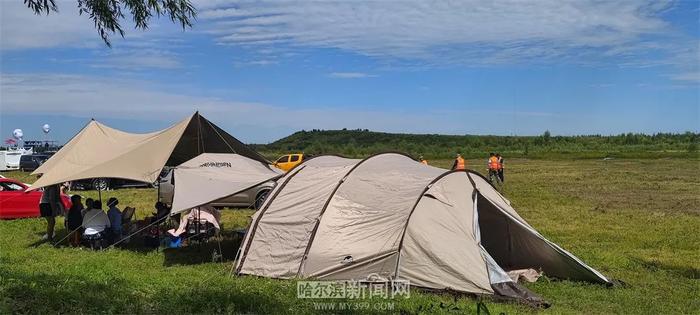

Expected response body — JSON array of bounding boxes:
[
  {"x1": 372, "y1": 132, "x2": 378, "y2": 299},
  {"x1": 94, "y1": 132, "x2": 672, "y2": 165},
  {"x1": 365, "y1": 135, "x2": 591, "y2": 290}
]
[{"x1": 82, "y1": 200, "x2": 110, "y2": 236}]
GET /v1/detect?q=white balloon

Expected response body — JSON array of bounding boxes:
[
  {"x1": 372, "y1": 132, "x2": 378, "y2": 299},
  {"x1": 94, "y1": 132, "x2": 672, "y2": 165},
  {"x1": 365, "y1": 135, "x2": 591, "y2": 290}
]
[
  {"x1": 12, "y1": 129, "x2": 23, "y2": 139},
  {"x1": 42, "y1": 124, "x2": 51, "y2": 134}
]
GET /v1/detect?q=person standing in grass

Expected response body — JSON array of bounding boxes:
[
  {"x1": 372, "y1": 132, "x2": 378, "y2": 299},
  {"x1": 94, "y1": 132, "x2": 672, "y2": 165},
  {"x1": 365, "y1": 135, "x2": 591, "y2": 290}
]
[
  {"x1": 419, "y1": 155, "x2": 429, "y2": 165},
  {"x1": 487, "y1": 152, "x2": 505, "y2": 188},
  {"x1": 66, "y1": 195, "x2": 84, "y2": 247},
  {"x1": 38, "y1": 176, "x2": 64, "y2": 241},
  {"x1": 452, "y1": 154, "x2": 466, "y2": 170},
  {"x1": 496, "y1": 153, "x2": 505, "y2": 183}
]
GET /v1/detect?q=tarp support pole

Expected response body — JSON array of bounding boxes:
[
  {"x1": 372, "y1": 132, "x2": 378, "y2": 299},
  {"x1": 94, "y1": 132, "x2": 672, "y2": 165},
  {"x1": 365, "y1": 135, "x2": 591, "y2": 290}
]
[{"x1": 197, "y1": 112, "x2": 203, "y2": 154}]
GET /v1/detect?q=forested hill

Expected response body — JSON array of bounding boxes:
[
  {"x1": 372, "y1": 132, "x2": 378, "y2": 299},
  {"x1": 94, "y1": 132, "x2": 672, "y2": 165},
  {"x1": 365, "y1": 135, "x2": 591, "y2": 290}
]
[{"x1": 253, "y1": 129, "x2": 699, "y2": 159}]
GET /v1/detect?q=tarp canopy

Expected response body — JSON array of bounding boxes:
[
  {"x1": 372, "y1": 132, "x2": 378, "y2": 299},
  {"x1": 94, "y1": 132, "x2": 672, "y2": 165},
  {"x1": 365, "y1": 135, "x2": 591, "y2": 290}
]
[
  {"x1": 30, "y1": 112, "x2": 268, "y2": 191},
  {"x1": 236, "y1": 153, "x2": 610, "y2": 305},
  {"x1": 171, "y1": 153, "x2": 282, "y2": 214}
]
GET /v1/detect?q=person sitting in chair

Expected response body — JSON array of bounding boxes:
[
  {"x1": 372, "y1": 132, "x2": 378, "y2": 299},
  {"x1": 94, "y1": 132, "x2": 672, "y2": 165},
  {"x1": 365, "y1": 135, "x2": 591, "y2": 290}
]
[
  {"x1": 82, "y1": 198, "x2": 94, "y2": 217},
  {"x1": 82, "y1": 200, "x2": 110, "y2": 247},
  {"x1": 167, "y1": 205, "x2": 221, "y2": 238},
  {"x1": 107, "y1": 197, "x2": 123, "y2": 243}
]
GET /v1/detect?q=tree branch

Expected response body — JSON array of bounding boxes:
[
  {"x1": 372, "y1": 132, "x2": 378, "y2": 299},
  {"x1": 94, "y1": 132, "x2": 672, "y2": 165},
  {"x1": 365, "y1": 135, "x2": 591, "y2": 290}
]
[{"x1": 23, "y1": 0, "x2": 196, "y2": 48}]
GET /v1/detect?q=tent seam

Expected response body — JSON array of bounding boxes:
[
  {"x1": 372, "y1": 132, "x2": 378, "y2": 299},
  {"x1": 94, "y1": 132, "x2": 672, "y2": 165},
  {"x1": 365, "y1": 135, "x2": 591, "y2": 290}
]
[
  {"x1": 295, "y1": 152, "x2": 417, "y2": 277},
  {"x1": 236, "y1": 154, "x2": 356, "y2": 274},
  {"x1": 236, "y1": 165, "x2": 307, "y2": 274},
  {"x1": 394, "y1": 169, "x2": 479, "y2": 279}
]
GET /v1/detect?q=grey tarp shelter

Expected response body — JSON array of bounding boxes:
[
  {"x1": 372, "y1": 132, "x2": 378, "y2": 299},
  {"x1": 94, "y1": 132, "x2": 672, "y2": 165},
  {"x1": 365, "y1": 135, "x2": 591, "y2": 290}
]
[
  {"x1": 170, "y1": 153, "x2": 283, "y2": 214},
  {"x1": 30, "y1": 112, "x2": 268, "y2": 191},
  {"x1": 235, "y1": 153, "x2": 610, "y2": 304}
]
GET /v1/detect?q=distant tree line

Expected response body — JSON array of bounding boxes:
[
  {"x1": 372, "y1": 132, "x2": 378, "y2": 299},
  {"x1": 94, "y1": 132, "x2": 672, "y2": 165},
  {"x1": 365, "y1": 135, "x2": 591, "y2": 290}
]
[{"x1": 253, "y1": 129, "x2": 700, "y2": 160}]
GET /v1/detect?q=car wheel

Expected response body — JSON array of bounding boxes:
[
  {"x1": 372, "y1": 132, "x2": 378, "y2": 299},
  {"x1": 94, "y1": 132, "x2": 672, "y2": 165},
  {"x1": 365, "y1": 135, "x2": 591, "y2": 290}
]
[
  {"x1": 92, "y1": 178, "x2": 110, "y2": 191},
  {"x1": 254, "y1": 190, "x2": 270, "y2": 210}
]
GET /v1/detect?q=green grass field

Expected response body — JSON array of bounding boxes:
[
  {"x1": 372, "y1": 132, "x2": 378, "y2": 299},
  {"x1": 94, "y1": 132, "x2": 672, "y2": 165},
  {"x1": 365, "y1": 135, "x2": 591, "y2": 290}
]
[{"x1": 1, "y1": 158, "x2": 698, "y2": 314}]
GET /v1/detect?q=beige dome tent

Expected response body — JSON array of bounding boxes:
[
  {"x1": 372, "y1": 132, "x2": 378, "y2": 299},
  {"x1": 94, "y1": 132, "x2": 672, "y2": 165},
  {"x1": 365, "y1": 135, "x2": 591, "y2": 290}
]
[{"x1": 235, "y1": 153, "x2": 610, "y2": 304}]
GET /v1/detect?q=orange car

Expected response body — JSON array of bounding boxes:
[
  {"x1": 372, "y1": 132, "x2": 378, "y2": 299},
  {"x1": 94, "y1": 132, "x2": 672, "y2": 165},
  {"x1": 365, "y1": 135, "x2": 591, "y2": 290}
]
[{"x1": 273, "y1": 153, "x2": 306, "y2": 172}]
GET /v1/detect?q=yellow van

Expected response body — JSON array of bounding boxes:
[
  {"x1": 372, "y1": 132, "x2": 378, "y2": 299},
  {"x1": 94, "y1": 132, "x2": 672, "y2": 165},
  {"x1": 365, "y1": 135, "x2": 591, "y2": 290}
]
[{"x1": 273, "y1": 153, "x2": 305, "y2": 172}]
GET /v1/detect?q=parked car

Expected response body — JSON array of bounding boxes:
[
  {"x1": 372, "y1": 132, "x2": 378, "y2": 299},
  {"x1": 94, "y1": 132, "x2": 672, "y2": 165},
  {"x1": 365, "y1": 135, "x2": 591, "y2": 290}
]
[
  {"x1": 19, "y1": 154, "x2": 52, "y2": 172},
  {"x1": 0, "y1": 178, "x2": 71, "y2": 219},
  {"x1": 0, "y1": 150, "x2": 22, "y2": 171},
  {"x1": 273, "y1": 153, "x2": 307, "y2": 172},
  {"x1": 69, "y1": 169, "x2": 170, "y2": 191},
  {"x1": 157, "y1": 169, "x2": 275, "y2": 210},
  {"x1": 69, "y1": 177, "x2": 155, "y2": 191}
]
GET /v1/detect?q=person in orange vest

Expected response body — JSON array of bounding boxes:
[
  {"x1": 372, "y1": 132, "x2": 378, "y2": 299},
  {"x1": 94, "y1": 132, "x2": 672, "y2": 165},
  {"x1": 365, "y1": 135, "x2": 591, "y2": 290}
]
[
  {"x1": 419, "y1": 155, "x2": 429, "y2": 165},
  {"x1": 496, "y1": 153, "x2": 504, "y2": 182},
  {"x1": 452, "y1": 154, "x2": 466, "y2": 170},
  {"x1": 487, "y1": 152, "x2": 501, "y2": 181}
]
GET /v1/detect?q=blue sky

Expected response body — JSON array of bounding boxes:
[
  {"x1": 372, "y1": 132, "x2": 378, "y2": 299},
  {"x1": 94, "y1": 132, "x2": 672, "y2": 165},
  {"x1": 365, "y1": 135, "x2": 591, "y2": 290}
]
[{"x1": 1, "y1": 0, "x2": 698, "y2": 144}]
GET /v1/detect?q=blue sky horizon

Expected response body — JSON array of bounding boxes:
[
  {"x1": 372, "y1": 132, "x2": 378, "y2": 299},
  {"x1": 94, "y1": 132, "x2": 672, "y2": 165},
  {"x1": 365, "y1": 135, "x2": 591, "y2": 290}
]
[{"x1": 1, "y1": 0, "x2": 698, "y2": 144}]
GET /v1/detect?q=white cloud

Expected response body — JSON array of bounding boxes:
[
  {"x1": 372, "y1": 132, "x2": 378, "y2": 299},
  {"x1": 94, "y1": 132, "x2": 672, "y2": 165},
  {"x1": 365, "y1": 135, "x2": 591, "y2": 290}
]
[
  {"x1": 0, "y1": 73, "x2": 434, "y2": 135},
  {"x1": 233, "y1": 59, "x2": 279, "y2": 67},
  {"x1": 0, "y1": 1, "x2": 193, "y2": 72},
  {"x1": 328, "y1": 72, "x2": 377, "y2": 79},
  {"x1": 192, "y1": 1, "x2": 699, "y2": 81},
  {"x1": 4, "y1": 72, "x2": 698, "y2": 142},
  {"x1": 3, "y1": 0, "x2": 695, "y2": 79},
  {"x1": 198, "y1": 0, "x2": 676, "y2": 65},
  {"x1": 0, "y1": 72, "x2": 576, "y2": 142},
  {"x1": 589, "y1": 83, "x2": 614, "y2": 88},
  {"x1": 92, "y1": 49, "x2": 183, "y2": 70},
  {"x1": 0, "y1": 1, "x2": 97, "y2": 50},
  {"x1": 669, "y1": 72, "x2": 700, "y2": 82},
  {"x1": 0, "y1": 73, "x2": 213, "y2": 118}
]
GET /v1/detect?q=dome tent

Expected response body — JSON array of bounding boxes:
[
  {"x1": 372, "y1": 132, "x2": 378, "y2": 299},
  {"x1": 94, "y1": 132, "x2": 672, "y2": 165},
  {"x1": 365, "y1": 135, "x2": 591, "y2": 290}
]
[{"x1": 235, "y1": 153, "x2": 610, "y2": 305}]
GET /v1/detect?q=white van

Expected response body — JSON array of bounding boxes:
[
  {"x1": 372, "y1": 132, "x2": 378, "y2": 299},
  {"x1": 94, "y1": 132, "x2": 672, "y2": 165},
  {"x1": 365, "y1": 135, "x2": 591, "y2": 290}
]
[{"x1": 0, "y1": 151, "x2": 22, "y2": 171}]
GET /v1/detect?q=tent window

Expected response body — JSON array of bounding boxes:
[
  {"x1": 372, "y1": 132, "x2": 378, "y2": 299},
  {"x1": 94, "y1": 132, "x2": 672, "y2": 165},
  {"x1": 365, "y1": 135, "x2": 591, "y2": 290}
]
[
  {"x1": 290, "y1": 155, "x2": 299, "y2": 162},
  {"x1": 276, "y1": 156, "x2": 289, "y2": 163}
]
